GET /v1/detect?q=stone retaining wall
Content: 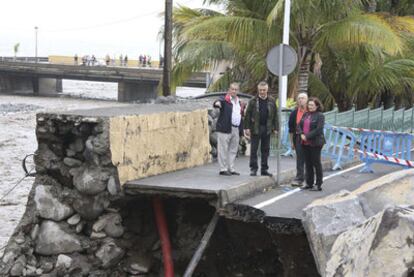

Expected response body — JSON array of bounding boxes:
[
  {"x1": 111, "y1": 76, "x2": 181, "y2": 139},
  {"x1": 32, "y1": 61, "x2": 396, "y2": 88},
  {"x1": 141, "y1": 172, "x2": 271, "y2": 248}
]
[{"x1": 0, "y1": 106, "x2": 212, "y2": 276}]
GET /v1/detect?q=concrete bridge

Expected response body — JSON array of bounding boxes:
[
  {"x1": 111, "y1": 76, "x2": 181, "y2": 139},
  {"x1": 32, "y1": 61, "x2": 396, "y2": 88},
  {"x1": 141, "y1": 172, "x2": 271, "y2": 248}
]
[{"x1": 0, "y1": 61, "x2": 207, "y2": 101}]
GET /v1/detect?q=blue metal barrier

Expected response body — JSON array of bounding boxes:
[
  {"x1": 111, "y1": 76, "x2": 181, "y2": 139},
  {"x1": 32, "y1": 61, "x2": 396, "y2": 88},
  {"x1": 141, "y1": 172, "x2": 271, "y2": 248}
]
[
  {"x1": 322, "y1": 125, "x2": 357, "y2": 170},
  {"x1": 281, "y1": 122, "x2": 293, "y2": 156},
  {"x1": 359, "y1": 132, "x2": 413, "y2": 173}
]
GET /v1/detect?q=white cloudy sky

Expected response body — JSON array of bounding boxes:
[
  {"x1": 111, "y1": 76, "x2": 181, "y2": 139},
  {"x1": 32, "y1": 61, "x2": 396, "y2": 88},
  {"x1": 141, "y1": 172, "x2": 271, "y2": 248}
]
[{"x1": 0, "y1": 0, "x2": 213, "y2": 59}]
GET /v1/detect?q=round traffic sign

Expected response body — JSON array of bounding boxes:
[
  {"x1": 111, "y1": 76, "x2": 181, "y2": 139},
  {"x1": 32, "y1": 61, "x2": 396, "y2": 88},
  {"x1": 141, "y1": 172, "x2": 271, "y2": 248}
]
[{"x1": 266, "y1": 44, "x2": 298, "y2": 76}]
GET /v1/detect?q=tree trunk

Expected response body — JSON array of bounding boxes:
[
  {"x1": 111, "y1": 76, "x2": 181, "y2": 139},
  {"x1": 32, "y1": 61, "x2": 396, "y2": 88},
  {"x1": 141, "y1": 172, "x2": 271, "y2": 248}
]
[
  {"x1": 367, "y1": 0, "x2": 377, "y2": 12},
  {"x1": 297, "y1": 46, "x2": 311, "y2": 96}
]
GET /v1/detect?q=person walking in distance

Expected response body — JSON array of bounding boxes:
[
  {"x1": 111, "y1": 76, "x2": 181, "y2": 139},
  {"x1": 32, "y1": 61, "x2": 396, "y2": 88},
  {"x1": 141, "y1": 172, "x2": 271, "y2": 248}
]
[
  {"x1": 213, "y1": 83, "x2": 244, "y2": 176},
  {"x1": 288, "y1": 93, "x2": 308, "y2": 186},
  {"x1": 244, "y1": 81, "x2": 278, "y2": 177},
  {"x1": 297, "y1": 97, "x2": 325, "y2": 191}
]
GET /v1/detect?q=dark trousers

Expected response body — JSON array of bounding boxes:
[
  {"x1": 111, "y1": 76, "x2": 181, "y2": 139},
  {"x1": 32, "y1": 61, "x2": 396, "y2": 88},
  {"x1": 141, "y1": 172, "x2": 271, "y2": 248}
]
[
  {"x1": 293, "y1": 134, "x2": 305, "y2": 181},
  {"x1": 302, "y1": 144, "x2": 323, "y2": 187},
  {"x1": 250, "y1": 126, "x2": 270, "y2": 172}
]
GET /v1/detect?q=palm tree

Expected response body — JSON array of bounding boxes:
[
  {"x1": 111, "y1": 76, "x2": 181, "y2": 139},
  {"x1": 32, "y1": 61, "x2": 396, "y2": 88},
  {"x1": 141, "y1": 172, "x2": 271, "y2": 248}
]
[
  {"x1": 13, "y1": 43, "x2": 20, "y2": 61},
  {"x1": 172, "y1": 0, "x2": 414, "y2": 109}
]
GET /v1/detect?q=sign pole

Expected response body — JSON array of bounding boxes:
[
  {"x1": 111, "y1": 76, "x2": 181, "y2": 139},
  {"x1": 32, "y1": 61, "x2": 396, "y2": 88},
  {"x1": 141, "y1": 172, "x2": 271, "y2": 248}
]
[{"x1": 276, "y1": 0, "x2": 292, "y2": 185}]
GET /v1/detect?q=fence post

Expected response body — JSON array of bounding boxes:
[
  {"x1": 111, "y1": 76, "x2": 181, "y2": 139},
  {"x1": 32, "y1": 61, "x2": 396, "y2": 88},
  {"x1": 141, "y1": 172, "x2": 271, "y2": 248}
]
[
  {"x1": 380, "y1": 104, "x2": 384, "y2": 130},
  {"x1": 367, "y1": 107, "x2": 371, "y2": 129},
  {"x1": 391, "y1": 106, "x2": 395, "y2": 131},
  {"x1": 411, "y1": 107, "x2": 414, "y2": 133},
  {"x1": 351, "y1": 104, "x2": 356, "y2": 127},
  {"x1": 334, "y1": 104, "x2": 338, "y2": 125},
  {"x1": 402, "y1": 109, "x2": 405, "y2": 132}
]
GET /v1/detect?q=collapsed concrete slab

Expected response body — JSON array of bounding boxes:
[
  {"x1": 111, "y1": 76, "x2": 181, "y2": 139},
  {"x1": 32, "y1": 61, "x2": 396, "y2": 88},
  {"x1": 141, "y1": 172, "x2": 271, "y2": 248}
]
[
  {"x1": 326, "y1": 206, "x2": 414, "y2": 277},
  {"x1": 302, "y1": 169, "x2": 414, "y2": 277}
]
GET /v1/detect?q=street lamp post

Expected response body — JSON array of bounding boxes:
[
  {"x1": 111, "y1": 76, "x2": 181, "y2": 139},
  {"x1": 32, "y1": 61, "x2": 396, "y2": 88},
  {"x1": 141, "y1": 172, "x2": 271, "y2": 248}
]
[
  {"x1": 163, "y1": 0, "x2": 172, "y2": 96},
  {"x1": 34, "y1": 26, "x2": 38, "y2": 63}
]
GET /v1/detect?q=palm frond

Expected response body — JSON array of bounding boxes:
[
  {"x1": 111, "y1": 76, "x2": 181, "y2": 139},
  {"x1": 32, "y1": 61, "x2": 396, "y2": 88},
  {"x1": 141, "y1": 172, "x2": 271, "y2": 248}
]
[{"x1": 315, "y1": 14, "x2": 405, "y2": 55}]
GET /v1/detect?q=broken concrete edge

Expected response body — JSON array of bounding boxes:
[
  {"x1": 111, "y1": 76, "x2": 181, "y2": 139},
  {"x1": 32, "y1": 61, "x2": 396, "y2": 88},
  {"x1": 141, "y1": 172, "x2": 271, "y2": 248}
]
[{"x1": 308, "y1": 168, "x2": 414, "y2": 209}]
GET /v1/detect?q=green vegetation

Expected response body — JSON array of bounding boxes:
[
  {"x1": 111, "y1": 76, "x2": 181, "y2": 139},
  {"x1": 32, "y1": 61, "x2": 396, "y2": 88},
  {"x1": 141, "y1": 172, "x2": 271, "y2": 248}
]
[{"x1": 171, "y1": 0, "x2": 414, "y2": 111}]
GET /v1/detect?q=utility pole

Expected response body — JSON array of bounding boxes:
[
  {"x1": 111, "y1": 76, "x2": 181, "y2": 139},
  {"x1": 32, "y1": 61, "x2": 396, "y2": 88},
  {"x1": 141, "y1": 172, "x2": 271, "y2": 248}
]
[
  {"x1": 35, "y1": 26, "x2": 38, "y2": 63},
  {"x1": 163, "y1": 0, "x2": 173, "y2": 96}
]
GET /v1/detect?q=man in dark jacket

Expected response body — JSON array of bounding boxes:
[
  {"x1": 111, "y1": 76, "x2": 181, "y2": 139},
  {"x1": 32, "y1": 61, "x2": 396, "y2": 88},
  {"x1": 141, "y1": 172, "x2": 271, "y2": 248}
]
[
  {"x1": 288, "y1": 93, "x2": 308, "y2": 186},
  {"x1": 213, "y1": 83, "x2": 243, "y2": 176},
  {"x1": 244, "y1": 81, "x2": 278, "y2": 176}
]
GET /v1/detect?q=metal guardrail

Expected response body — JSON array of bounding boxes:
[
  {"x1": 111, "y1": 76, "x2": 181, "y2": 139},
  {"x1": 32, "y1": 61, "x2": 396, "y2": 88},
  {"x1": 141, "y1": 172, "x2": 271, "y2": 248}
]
[{"x1": 278, "y1": 104, "x2": 414, "y2": 159}]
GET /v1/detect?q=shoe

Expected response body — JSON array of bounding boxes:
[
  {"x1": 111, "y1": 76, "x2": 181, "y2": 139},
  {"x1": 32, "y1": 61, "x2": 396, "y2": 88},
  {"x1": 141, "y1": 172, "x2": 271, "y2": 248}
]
[
  {"x1": 311, "y1": 185, "x2": 322, "y2": 191},
  {"x1": 250, "y1": 170, "x2": 257, "y2": 176},
  {"x1": 261, "y1": 171, "x2": 273, "y2": 177},
  {"x1": 230, "y1": 171, "x2": 240, "y2": 175},
  {"x1": 301, "y1": 184, "x2": 313, "y2": 190},
  {"x1": 219, "y1": 171, "x2": 231, "y2": 176},
  {"x1": 291, "y1": 179, "x2": 303, "y2": 187}
]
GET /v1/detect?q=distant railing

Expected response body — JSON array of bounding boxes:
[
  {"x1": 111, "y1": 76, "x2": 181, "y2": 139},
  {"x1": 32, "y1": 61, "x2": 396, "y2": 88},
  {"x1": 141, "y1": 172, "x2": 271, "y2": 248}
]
[
  {"x1": 277, "y1": 104, "x2": 414, "y2": 157},
  {"x1": 0, "y1": 56, "x2": 49, "y2": 63},
  {"x1": 322, "y1": 105, "x2": 414, "y2": 133}
]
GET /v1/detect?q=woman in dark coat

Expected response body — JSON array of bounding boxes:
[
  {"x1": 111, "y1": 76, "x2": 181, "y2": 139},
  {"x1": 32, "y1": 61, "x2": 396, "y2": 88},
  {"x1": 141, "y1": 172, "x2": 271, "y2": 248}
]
[{"x1": 297, "y1": 97, "x2": 325, "y2": 191}]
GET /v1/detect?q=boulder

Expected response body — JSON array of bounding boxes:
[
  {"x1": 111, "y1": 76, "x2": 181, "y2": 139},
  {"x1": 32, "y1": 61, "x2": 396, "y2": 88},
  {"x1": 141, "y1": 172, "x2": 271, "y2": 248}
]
[
  {"x1": 55, "y1": 254, "x2": 72, "y2": 270},
  {"x1": 95, "y1": 239, "x2": 124, "y2": 269},
  {"x1": 34, "y1": 185, "x2": 73, "y2": 221},
  {"x1": 326, "y1": 206, "x2": 414, "y2": 277},
  {"x1": 302, "y1": 191, "x2": 367, "y2": 275},
  {"x1": 73, "y1": 166, "x2": 110, "y2": 195},
  {"x1": 10, "y1": 255, "x2": 26, "y2": 276},
  {"x1": 73, "y1": 192, "x2": 109, "y2": 220},
  {"x1": 92, "y1": 213, "x2": 124, "y2": 238},
  {"x1": 63, "y1": 157, "x2": 82, "y2": 168},
  {"x1": 124, "y1": 252, "x2": 152, "y2": 275},
  {"x1": 67, "y1": 214, "x2": 81, "y2": 226},
  {"x1": 35, "y1": 143, "x2": 61, "y2": 172},
  {"x1": 107, "y1": 176, "x2": 120, "y2": 196},
  {"x1": 35, "y1": 221, "x2": 82, "y2": 255},
  {"x1": 69, "y1": 138, "x2": 84, "y2": 153}
]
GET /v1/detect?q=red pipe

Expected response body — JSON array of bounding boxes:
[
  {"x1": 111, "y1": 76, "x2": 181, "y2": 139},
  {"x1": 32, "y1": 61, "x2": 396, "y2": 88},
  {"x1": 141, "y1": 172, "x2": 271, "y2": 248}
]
[{"x1": 153, "y1": 196, "x2": 174, "y2": 277}]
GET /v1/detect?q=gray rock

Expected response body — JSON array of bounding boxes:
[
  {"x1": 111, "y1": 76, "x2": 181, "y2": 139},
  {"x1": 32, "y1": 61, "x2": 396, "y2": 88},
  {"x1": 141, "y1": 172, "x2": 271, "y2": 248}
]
[
  {"x1": 73, "y1": 193, "x2": 109, "y2": 220},
  {"x1": 69, "y1": 138, "x2": 84, "y2": 153},
  {"x1": 41, "y1": 262, "x2": 54, "y2": 273},
  {"x1": 73, "y1": 166, "x2": 110, "y2": 195},
  {"x1": 63, "y1": 157, "x2": 82, "y2": 167},
  {"x1": 76, "y1": 222, "x2": 84, "y2": 234},
  {"x1": 86, "y1": 134, "x2": 108, "y2": 155},
  {"x1": 24, "y1": 265, "x2": 36, "y2": 276},
  {"x1": 35, "y1": 144, "x2": 61, "y2": 172},
  {"x1": 302, "y1": 191, "x2": 366, "y2": 275},
  {"x1": 55, "y1": 254, "x2": 72, "y2": 269},
  {"x1": 30, "y1": 224, "x2": 40, "y2": 240},
  {"x1": 92, "y1": 213, "x2": 124, "y2": 238},
  {"x1": 35, "y1": 221, "x2": 82, "y2": 255},
  {"x1": 124, "y1": 252, "x2": 152, "y2": 275},
  {"x1": 90, "y1": 232, "x2": 107, "y2": 239},
  {"x1": 209, "y1": 132, "x2": 217, "y2": 146},
  {"x1": 14, "y1": 232, "x2": 25, "y2": 244},
  {"x1": 66, "y1": 149, "x2": 76, "y2": 157},
  {"x1": 10, "y1": 255, "x2": 26, "y2": 276},
  {"x1": 95, "y1": 240, "x2": 124, "y2": 269},
  {"x1": 68, "y1": 254, "x2": 92, "y2": 276},
  {"x1": 107, "y1": 176, "x2": 119, "y2": 196},
  {"x1": 67, "y1": 214, "x2": 81, "y2": 226},
  {"x1": 34, "y1": 185, "x2": 74, "y2": 221},
  {"x1": 326, "y1": 206, "x2": 414, "y2": 277}
]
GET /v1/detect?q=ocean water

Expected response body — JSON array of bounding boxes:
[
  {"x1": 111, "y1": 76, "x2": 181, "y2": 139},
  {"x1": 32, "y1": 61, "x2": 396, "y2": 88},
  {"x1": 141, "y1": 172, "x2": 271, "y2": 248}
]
[{"x1": 62, "y1": 80, "x2": 206, "y2": 100}]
